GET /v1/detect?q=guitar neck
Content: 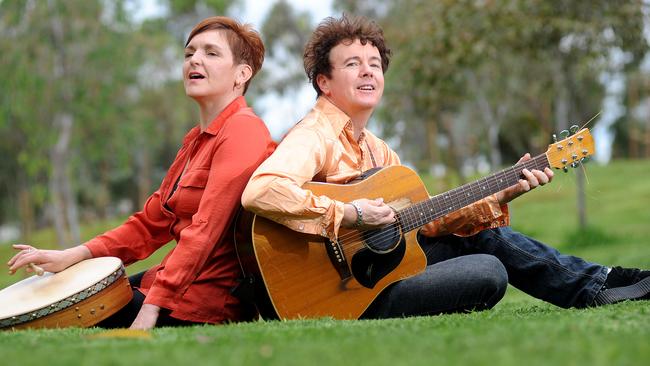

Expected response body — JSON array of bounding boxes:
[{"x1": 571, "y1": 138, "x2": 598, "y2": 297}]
[{"x1": 399, "y1": 153, "x2": 550, "y2": 232}]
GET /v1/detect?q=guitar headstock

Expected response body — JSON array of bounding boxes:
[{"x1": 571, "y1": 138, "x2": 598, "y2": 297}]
[{"x1": 545, "y1": 127, "x2": 595, "y2": 171}]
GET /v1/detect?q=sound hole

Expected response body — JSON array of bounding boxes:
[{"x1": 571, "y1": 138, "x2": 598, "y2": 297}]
[
  {"x1": 351, "y1": 236, "x2": 406, "y2": 289},
  {"x1": 362, "y1": 224, "x2": 402, "y2": 253}
]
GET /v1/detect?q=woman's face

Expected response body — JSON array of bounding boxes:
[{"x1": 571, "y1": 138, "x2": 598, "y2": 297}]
[{"x1": 183, "y1": 29, "x2": 241, "y2": 101}]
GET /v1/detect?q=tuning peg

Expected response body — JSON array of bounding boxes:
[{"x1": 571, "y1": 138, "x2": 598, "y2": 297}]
[
  {"x1": 580, "y1": 157, "x2": 590, "y2": 164},
  {"x1": 563, "y1": 167, "x2": 569, "y2": 173},
  {"x1": 552, "y1": 134, "x2": 558, "y2": 143},
  {"x1": 569, "y1": 125, "x2": 579, "y2": 134},
  {"x1": 570, "y1": 162, "x2": 579, "y2": 168},
  {"x1": 559, "y1": 130, "x2": 570, "y2": 139}
]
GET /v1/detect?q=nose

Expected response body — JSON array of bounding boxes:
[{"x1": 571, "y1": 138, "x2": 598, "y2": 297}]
[
  {"x1": 189, "y1": 52, "x2": 202, "y2": 66},
  {"x1": 359, "y1": 62, "x2": 373, "y2": 78}
]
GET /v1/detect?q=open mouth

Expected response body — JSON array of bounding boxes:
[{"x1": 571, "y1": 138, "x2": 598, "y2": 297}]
[
  {"x1": 189, "y1": 72, "x2": 205, "y2": 80},
  {"x1": 358, "y1": 84, "x2": 375, "y2": 91}
]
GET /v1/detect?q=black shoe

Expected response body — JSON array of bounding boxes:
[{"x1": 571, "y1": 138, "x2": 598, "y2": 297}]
[
  {"x1": 592, "y1": 266, "x2": 650, "y2": 306},
  {"x1": 605, "y1": 266, "x2": 650, "y2": 289}
]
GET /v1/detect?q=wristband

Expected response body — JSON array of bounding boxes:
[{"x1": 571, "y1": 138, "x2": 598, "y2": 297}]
[{"x1": 350, "y1": 202, "x2": 363, "y2": 228}]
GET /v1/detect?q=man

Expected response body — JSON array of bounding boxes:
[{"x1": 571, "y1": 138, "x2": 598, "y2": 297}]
[{"x1": 242, "y1": 15, "x2": 649, "y2": 318}]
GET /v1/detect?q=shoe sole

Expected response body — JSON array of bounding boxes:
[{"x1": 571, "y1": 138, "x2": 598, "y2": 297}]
[{"x1": 593, "y1": 276, "x2": 650, "y2": 306}]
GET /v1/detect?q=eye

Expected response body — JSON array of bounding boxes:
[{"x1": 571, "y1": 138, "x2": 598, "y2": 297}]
[
  {"x1": 184, "y1": 52, "x2": 194, "y2": 58},
  {"x1": 345, "y1": 61, "x2": 359, "y2": 68},
  {"x1": 371, "y1": 63, "x2": 381, "y2": 69}
]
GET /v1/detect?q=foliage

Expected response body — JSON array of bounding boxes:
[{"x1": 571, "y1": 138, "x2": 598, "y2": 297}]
[
  {"x1": 249, "y1": 0, "x2": 313, "y2": 98},
  {"x1": 373, "y1": 0, "x2": 647, "y2": 174}
]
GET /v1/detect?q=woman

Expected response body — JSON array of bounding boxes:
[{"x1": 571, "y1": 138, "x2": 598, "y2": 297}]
[{"x1": 6, "y1": 16, "x2": 275, "y2": 329}]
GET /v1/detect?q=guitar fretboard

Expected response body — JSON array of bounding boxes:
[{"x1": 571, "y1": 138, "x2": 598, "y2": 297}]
[{"x1": 399, "y1": 154, "x2": 550, "y2": 232}]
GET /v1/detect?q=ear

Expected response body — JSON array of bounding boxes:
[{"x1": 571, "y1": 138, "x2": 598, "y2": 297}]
[
  {"x1": 316, "y1": 74, "x2": 331, "y2": 96},
  {"x1": 235, "y1": 64, "x2": 253, "y2": 88}
]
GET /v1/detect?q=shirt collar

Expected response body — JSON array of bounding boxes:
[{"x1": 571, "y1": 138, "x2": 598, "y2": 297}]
[
  {"x1": 315, "y1": 96, "x2": 366, "y2": 142},
  {"x1": 182, "y1": 96, "x2": 248, "y2": 144},
  {"x1": 315, "y1": 97, "x2": 353, "y2": 136},
  {"x1": 204, "y1": 96, "x2": 248, "y2": 135}
]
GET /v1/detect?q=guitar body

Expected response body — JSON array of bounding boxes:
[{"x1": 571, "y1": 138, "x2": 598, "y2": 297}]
[{"x1": 235, "y1": 165, "x2": 429, "y2": 320}]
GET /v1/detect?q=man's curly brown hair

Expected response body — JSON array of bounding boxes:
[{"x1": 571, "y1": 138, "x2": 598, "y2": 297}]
[{"x1": 303, "y1": 14, "x2": 391, "y2": 96}]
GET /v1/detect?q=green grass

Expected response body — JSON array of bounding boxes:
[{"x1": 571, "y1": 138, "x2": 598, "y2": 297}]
[
  {"x1": 1, "y1": 159, "x2": 650, "y2": 366},
  {"x1": 1, "y1": 303, "x2": 648, "y2": 366}
]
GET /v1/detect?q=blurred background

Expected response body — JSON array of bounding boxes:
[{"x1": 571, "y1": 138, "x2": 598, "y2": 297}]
[{"x1": 1, "y1": 0, "x2": 649, "y2": 255}]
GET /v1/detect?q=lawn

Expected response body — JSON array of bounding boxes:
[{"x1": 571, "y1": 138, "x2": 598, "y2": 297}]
[{"x1": 1, "y1": 159, "x2": 649, "y2": 365}]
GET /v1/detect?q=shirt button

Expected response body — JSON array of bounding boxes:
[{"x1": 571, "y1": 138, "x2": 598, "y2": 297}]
[
  {"x1": 321, "y1": 229, "x2": 327, "y2": 236},
  {"x1": 299, "y1": 224, "x2": 305, "y2": 230}
]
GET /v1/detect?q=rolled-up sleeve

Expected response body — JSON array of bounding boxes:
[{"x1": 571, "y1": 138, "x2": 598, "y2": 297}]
[
  {"x1": 419, "y1": 194, "x2": 510, "y2": 238},
  {"x1": 83, "y1": 190, "x2": 174, "y2": 266},
  {"x1": 242, "y1": 126, "x2": 345, "y2": 239}
]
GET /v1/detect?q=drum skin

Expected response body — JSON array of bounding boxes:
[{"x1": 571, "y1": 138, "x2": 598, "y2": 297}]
[{"x1": 0, "y1": 257, "x2": 133, "y2": 330}]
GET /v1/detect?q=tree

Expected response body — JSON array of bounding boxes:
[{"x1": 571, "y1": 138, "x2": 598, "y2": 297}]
[{"x1": 0, "y1": 0, "x2": 240, "y2": 245}]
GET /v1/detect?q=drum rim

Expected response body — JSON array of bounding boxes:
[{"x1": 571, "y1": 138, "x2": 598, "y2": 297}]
[{"x1": 0, "y1": 264, "x2": 127, "y2": 329}]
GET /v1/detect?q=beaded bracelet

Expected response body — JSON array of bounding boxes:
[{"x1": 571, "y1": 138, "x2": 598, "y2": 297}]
[{"x1": 350, "y1": 202, "x2": 363, "y2": 228}]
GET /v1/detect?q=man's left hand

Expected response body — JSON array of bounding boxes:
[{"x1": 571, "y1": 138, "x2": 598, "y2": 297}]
[{"x1": 495, "y1": 153, "x2": 554, "y2": 205}]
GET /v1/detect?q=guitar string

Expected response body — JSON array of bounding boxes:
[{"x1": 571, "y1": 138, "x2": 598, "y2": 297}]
[
  {"x1": 338, "y1": 156, "x2": 551, "y2": 253},
  {"x1": 337, "y1": 156, "x2": 547, "y2": 250},
  {"x1": 339, "y1": 168, "x2": 531, "y2": 252},
  {"x1": 335, "y1": 155, "x2": 551, "y2": 252},
  {"x1": 338, "y1": 154, "x2": 549, "y2": 245}
]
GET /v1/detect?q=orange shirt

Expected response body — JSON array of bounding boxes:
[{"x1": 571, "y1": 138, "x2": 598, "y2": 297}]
[
  {"x1": 84, "y1": 96, "x2": 275, "y2": 324},
  {"x1": 242, "y1": 97, "x2": 508, "y2": 240}
]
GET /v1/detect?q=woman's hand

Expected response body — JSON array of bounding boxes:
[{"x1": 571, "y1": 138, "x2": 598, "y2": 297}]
[
  {"x1": 343, "y1": 198, "x2": 396, "y2": 229},
  {"x1": 7, "y1": 244, "x2": 92, "y2": 275},
  {"x1": 130, "y1": 304, "x2": 160, "y2": 330},
  {"x1": 495, "y1": 153, "x2": 554, "y2": 205}
]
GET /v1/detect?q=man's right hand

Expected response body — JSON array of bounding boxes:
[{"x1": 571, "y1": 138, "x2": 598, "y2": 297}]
[
  {"x1": 7, "y1": 244, "x2": 92, "y2": 275},
  {"x1": 343, "y1": 198, "x2": 395, "y2": 229}
]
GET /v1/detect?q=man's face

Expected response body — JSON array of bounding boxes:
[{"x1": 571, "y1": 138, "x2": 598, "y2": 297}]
[{"x1": 318, "y1": 39, "x2": 384, "y2": 118}]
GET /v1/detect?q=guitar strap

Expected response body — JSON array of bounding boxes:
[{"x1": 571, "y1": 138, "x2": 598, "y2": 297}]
[{"x1": 366, "y1": 139, "x2": 379, "y2": 168}]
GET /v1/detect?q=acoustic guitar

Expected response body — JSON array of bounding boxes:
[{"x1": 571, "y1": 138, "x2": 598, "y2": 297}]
[{"x1": 235, "y1": 127, "x2": 595, "y2": 320}]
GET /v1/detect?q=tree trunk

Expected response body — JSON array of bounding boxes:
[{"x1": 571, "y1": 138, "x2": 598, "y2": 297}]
[
  {"x1": 469, "y1": 71, "x2": 503, "y2": 168},
  {"x1": 50, "y1": 112, "x2": 80, "y2": 247},
  {"x1": 98, "y1": 160, "x2": 110, "y2": 220},
  {"x1": 135, "y1": 142, "x2": 152, "y2": 209},
  {"x1": 442, "y1": 113, "x2": 466, "y2": 182},
  {"x1": 487, "y1": 121, "x2": 502, "y2": 168},
  {"x1": 49, "y1": 0, "x2": 80, "y2": 248},
  {"x1": 554, "y1": 59, "x2": 587, "y2": 230},
  {"x1": 18, "y1": 184, "x2": 34, "y2": 244},
  {"x1": 576, "y1": 165, "x2": 587, "y2": 228},
  {"x1": 425, "y1": 119, "x2": 439, "y2": 169}
]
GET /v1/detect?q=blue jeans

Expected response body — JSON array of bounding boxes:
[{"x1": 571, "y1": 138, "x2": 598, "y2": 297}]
[{"x1": 361, "y1": 227, "x2": 608, "y2": 319}]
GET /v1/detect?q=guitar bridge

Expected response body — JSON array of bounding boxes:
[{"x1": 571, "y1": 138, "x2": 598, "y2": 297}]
[{"x1": 325, "y1": 238, "x2": 352, "y2": 280}]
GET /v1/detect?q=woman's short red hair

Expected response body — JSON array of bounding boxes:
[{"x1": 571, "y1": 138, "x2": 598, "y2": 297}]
[{"x1": 185, "y1": 16, "x2": 265, "y2": 94}]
